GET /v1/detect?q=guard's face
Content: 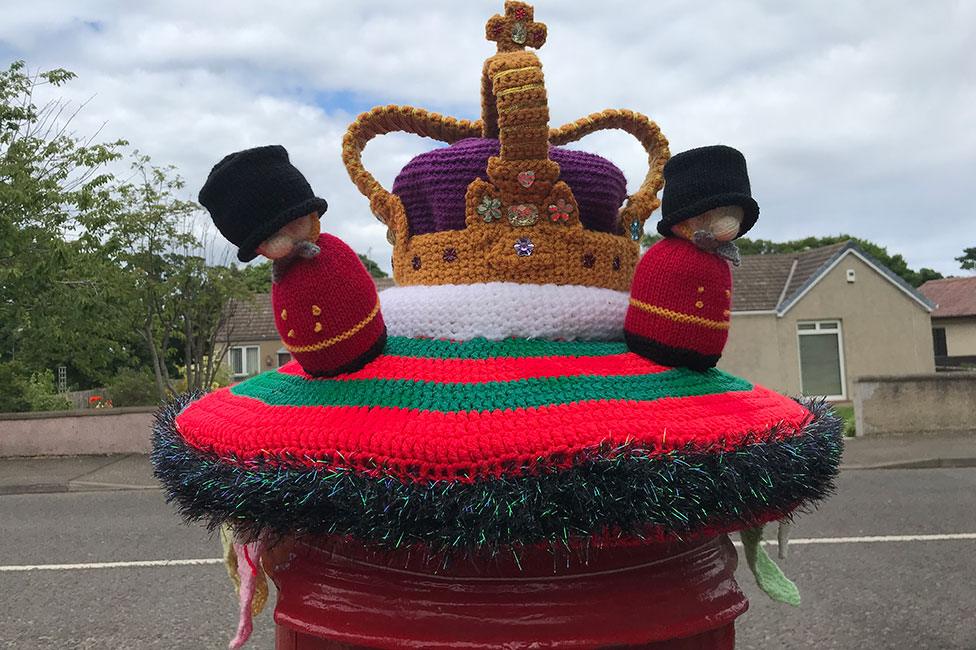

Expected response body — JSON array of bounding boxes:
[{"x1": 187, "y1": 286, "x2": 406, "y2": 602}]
[{"x1": 256, "y1": 212, "x2": 320, "y2": 259}]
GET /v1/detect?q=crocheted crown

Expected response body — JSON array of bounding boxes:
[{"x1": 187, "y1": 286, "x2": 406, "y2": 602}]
[{"x1": 342, "y1": 1, "x2": 669, "y2": 292}]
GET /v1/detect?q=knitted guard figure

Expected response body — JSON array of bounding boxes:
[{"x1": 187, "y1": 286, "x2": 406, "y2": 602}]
[
  {"x1": 153, "y1": 3, "x2": 842, "y2": 648},
  {"x1": 625, "y1": 238, "x2": 732, "y2": 370},
  {"x1": 199, "y1": 146, "x2": 386, "y2": 377},
  {"x1": 624, "y1": 145, "x2": 759, "y2": 370},
  {"x1": 270, "y1": 233, "x2": 386, "y2": 376}
]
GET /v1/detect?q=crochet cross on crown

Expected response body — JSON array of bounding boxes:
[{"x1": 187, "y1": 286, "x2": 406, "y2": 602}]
[
  {"x1": 342, "y1": 1, "x2": 670, "y2": 292},
  {"x1": 485, "y1": 2, "x2": 546, "y2": 52}
]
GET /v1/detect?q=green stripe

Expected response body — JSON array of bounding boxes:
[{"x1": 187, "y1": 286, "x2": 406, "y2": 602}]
[
  {"x1": 231, "y1": 368, "x2": 752, "y2": 411},
  {"x1": 384, "y1": 337, "x2": 628, "y2": 359}
]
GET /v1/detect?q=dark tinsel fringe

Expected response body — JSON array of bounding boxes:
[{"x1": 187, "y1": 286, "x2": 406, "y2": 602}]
[{"x1": 152, "y1": 394, "x2": 843, "y2": 559}]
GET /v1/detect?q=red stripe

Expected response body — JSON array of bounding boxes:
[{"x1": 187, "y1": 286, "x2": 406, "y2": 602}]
[
  {"x1": 277, "y1": 353, "x2": 669, "y2": 383},
  {"x1": 175, "y1": 386, "x2": 812, "y2": 479}
]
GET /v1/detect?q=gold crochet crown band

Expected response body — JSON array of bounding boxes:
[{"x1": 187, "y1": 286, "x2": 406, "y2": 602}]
[{"x1": 342, "y1": 1, "x2": 670, "y2": 292}]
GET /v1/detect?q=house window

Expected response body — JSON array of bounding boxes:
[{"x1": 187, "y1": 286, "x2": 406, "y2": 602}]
[
  {"x1": 277, "y1": 349, "x2": 292, "y2": 367},
  {"x1": 932, "y1": 328, "x2": 947, "y2": 357},
  {"x1": 797, "y1": 320, "x2": 846, "y2": 399},
  {"x1": 229, "y1": 345, "x2": 260, "y2": 378}
]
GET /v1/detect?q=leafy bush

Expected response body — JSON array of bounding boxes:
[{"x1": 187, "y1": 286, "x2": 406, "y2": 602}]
[
  {"x1": 833, "y1": 404, "x2": 856, "y2": 437},
  {"x1": 22, "y1": 369, "x2": 71, "y2": 412},
  {"x1": 0, "y1": 362, "x2": 32, "y2": 412},
  {"x1": 107, "y1": 368, "x2": 159, "y2": 407},
  {"x1": 0, "y1": 364, "x2": 71, "y2": 412}
]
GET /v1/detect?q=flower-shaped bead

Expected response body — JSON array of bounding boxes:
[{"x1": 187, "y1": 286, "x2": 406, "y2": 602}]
[
  {"x1": 514, "y1": 237, "x2": 535, "y2": 257},
  {"x1": 548, "y1": 198, "x2": 574, "y2": 224},
  {"x1": 477, "y1": 196, "x2": 503, "y2": 222}
]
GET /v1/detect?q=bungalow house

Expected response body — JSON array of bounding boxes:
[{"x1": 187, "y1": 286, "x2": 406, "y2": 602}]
[
  {"x1": 918, "y1": 276, "x2": 976, "y2": 368},
  {"x1": 720, "y1": 241, "x2": 935, "y2": 400},
  {"x1": 220, "y1": 278, "x2": 396, "y2": 380}
]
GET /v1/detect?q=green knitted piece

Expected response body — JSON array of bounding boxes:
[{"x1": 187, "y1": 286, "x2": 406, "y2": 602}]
[
  {"x1": 740, "y1": 526, "x2": 801, "y2": 606},
  {"x1": 231, "y1": 366, "x2": 752, "y2": 410}
]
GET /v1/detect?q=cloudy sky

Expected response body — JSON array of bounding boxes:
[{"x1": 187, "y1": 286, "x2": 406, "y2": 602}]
[{"x1": 3, "y1": 0, "x2": 974, "y2": 274}]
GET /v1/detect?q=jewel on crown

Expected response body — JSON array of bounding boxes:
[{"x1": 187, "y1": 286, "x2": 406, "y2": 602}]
[{"x1": 342, "y1": 1, "x2": 670, "y2": 293}]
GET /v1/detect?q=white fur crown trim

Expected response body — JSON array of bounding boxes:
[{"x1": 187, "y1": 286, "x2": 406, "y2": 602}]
[{"x1": 379, "y1": 282, "x2": 628, "y2": 341}]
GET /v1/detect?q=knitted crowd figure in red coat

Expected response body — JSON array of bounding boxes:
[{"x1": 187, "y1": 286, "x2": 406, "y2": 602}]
[
  {"x1": 199, "y1": 145, "x2": 386, "y2": 377},
  {"x1": 625, "y1": 145, "x2": 758, "y2": 370}
]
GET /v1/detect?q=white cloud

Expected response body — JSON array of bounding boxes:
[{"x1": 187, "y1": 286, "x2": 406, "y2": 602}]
[{"x1": 2, "y1": 0, "x2": 973, "y2": 274}]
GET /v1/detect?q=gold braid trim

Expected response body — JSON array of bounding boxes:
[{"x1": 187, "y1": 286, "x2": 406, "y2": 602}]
[
  {"x1": 341, "y1": 106, "x2": 482, "y2": 233},
  {"x1": 550, "y1": 110, "x2": 670, "y2": 234},
  {"x1": 629, "y1": 298, "x2": 730, "y2": 330}
]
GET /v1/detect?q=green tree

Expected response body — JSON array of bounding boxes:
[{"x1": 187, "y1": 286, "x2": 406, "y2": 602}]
[
  {"x1": 0, "y1": 362, "x2": 31, "y2": 412},
  {"x1": 21, "y1": 369, "x2": 71, "y2": 411},
  {"x1": 956, "y1": 247, "x2": 976, "y2": 271},
  {"x1": 0, "y1": 362, "x2": 70, "y2": 413},
  {"x1": 0, "y1": 60, "x2": 133, "y2": 386},
  {"x1": 106, "y1": 367, "x2": 158, "y2": 407},
  {"x1": 358, "y1": 253, "x2": 389, "y2": 279},
  {"x1": 240, "y1": 260, "x2": 273, "y2": 292},
  {"x1": 104, "y1": 155, "x2": 251, "y2": 398},
  {"x1": 1, "y1": 62, "x2": 255, "y2": 402}
]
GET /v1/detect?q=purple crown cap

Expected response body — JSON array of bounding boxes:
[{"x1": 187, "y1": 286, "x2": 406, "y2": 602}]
[{"x1": 392, "y1": 138, "x2": 628, "y2": 236}]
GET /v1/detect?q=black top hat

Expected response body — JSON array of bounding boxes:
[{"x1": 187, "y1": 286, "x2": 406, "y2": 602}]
[
  {"x1": 199, "y1": 145, "x2": 328, "y2": 262},
  {"x1": 657, "y1": 145, "x2": 759, "y2": 238}
]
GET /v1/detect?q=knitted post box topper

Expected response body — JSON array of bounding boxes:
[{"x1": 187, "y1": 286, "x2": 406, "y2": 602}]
[
  {"x1": 625, "y1": 237, "x2": 732, "y2": 371},
  {"x1": 156, "y1": 0, "x2": 841, "y2": 559},
  {"x1": 153, "y1": 3, "x2": 843, "y2": 646}
]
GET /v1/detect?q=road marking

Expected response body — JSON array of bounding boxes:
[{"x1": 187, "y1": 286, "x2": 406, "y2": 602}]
[
  {"x1": 771, "y1": 533, "x2": 976, "y2": 545},
  {"x1": 2, "y1": 533, "x2": 975, "y2": 572},
  {"x1": 731, "y1": 533, "x2": 976, "y2": 547},
  {"x1": 0, "y1": 558, "x2": 223, "y2": 572}
]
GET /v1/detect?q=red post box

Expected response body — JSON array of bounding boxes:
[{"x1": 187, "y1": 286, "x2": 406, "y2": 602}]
[{"x1": 266, "y1": 535, "x2": 743, "y2": 650}]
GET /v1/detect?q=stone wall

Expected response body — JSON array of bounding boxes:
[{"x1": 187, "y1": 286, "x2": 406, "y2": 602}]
[
  {"x1": 0, "y1": 407, "x2": 156, "y2": 457},
  {"x1": 853, "y1": 373, "x2": 976, "y2": 436}
]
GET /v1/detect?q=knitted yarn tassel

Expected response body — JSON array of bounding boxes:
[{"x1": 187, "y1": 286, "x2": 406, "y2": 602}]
[
  {"x1": 227, "y1": 535, "x2": 267, "y2": 649},
  {"x1": 739, "y1": 526, "x2": 800, "y2": 606}
]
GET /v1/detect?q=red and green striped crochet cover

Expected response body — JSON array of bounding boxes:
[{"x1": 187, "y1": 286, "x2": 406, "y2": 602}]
[{"x1": 153, "y1": 336, "x2": 843, "y2": 555}]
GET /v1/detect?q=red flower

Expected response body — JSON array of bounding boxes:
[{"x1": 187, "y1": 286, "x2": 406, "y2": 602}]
[{"x1": 548, "y1": 198, "x2": 574, "y2": 223}]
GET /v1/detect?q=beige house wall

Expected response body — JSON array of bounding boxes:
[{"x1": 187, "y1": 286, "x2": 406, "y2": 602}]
[
  {"x1": 720, "y1": 252, "x2": 934, "y2": 399},
  {"x1": 934, "y1": 316, "x2": 976, "y2": 356},
  {"x1": 720, "y1": 314, "x2": 789, "y2": 392}
]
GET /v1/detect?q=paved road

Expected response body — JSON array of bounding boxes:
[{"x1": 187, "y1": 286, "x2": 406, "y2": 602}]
[{"x1": 1, "y1": 468, "x2": 974, "y2": 649}]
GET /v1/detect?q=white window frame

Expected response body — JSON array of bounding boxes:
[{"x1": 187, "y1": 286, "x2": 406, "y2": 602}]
[
  {"x1": 796, "y1": 320, "x2": 847, "y2": 400},
  {"x1": 276, "y1": 347, "x2": 292, "y2": 368},
  {"x1": 229, "y1": 345, "x2": 261, "y2": 379}
]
